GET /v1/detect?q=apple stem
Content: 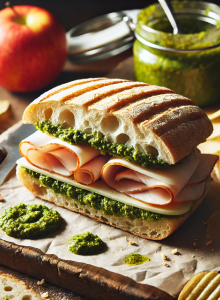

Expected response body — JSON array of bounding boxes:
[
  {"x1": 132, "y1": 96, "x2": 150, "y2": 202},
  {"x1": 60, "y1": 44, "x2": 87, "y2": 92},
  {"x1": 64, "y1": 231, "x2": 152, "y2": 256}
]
[{"x1": 5, "y1": 2, "x2": 21, "y2": 18}]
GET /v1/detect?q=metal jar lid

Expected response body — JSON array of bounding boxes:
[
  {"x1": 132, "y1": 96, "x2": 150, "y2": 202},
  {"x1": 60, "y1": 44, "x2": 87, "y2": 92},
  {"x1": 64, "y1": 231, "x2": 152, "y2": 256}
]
[{"x1": 66, "y1": 9, "x2": 139, "y2": 63}]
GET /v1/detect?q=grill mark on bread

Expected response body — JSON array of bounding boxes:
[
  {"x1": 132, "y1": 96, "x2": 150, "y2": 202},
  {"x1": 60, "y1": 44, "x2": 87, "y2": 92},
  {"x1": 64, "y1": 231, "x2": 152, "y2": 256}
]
[
  {"x1": 22, "y1": 78, "x2": 214, "y2": 164},
  {"x1": 90, "y1": 85, "x2": 172, "y2": 112},
  {"x1": 134, "y1": 99, "x2": 194, "y2": 124},
  {"x1": 143, "y1": 105, "x2": 209, "y2": 136},
  {"x1": 38, "y1": 78, "x2": 107, "y2": 103},
  {"x1": 58, "y1": 79, "x2": 129, "y2": 102},
  {"x1": 67, "y1": 82, "x2": 148, "y2": 107},
  {"x1": 114, "y1": 94, "x2": 193, "y2": 124}
]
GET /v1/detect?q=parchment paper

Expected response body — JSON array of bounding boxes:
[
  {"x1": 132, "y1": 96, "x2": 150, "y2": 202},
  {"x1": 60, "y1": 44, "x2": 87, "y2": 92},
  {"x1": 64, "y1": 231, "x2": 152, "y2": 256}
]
[{"x1": 0, "y1": 61, "x2": 220, "y2": 298}]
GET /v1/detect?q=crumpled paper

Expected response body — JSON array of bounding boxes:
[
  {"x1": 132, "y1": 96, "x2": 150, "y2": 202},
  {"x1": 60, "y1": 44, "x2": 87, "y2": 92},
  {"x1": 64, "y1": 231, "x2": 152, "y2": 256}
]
[
  {"x1": 0, "y1": 61, "x2": 220, "y2": 298},
  {"x1": 1, "y1": 167, "x2": 220, "y2": 298}
]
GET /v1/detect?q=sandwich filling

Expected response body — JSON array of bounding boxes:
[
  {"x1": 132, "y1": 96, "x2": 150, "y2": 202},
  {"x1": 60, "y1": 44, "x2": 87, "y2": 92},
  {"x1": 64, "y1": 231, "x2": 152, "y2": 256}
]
[
  {"x1": 17, "y1": 158, "x2": 193, "y2": 216},
  {"x1": 19, "y1": 130, "x2": 218, "y2": 209},
  {"x1": 18, "y1": 165, "x2": 187, "y2": 221},
  {"x1": 35, "y1": 120, "x2": 169, "y2": 168}
]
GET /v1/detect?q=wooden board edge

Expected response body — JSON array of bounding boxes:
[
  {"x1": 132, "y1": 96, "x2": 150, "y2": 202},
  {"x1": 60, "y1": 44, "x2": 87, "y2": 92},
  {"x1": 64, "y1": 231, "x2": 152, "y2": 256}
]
[{"x1": 0, "y1": 239, "x2": 175, "y2": 300}]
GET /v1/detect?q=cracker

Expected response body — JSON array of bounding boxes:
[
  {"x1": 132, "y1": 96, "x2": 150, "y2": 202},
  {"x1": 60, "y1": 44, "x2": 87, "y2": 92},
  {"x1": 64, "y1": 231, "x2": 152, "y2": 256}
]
[{"x1": 178, "y1": 271, "x2": 220, "y2": 300}]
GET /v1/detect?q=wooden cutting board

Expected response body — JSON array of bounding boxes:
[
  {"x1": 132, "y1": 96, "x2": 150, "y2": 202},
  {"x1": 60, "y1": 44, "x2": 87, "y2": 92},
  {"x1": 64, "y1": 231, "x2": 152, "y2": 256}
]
[{"x1": 0, "y1": 239, "x2": 174, "y2": 300}]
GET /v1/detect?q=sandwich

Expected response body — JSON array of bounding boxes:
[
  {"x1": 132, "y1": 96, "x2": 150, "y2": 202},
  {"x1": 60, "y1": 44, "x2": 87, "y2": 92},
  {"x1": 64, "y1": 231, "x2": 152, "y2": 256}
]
[{"x1": 16, "y1": 78, "x2": 218, "y2": 240}]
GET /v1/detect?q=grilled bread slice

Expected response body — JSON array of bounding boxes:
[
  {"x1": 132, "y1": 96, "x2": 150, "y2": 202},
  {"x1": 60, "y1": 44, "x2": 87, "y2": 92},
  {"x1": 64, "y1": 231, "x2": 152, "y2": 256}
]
[{"x1": 22, "y1": 78, "x2": 213, "y2": 165}]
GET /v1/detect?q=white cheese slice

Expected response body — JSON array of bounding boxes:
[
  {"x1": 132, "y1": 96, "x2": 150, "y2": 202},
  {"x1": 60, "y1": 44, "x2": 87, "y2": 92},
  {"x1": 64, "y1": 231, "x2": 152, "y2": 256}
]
[
  {"x1": 107, "y1": 150, "x2": 199, "y2": 187},
  {"x1": 17, "y1": 157, "x2": 193, "y2": 216}
]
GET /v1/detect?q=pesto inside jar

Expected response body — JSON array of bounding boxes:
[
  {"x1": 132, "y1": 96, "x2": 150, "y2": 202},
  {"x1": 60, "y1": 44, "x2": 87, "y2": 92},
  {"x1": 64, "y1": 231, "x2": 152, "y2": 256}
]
[
  {"x1": 0, "y1": 203, "x2": 62, "y2": 239},
  {"x1": 134, "y1": 1, "x2": 220, "y2": 107},
  {"x1": 35, "y1": 120, "x2": 169, "y2": 169},
  {"x1": 68, "y1": 231, "x2": 104, "y2": 255},
  {"x1": 21, "y1": 166, "x2": 182, "y2": 222}
]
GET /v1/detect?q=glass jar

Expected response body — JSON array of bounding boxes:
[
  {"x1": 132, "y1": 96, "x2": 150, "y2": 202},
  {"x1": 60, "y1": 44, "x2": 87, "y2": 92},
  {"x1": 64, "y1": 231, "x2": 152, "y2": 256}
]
[{"x1": 133, "y1": 1, "x2": 220, "y2": 107}]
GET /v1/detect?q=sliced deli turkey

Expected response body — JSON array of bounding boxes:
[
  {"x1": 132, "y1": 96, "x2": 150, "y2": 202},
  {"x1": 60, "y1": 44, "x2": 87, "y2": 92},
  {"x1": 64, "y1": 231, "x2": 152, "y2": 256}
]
[
  {"x1": 17, "y1": 78, "x2": 218, "y2": 240},
  {"x1": 101, "y1": 154, "x2": 217, "y2": 205},
  {"x1": 19, "y1": 133, "x2": 217, "y2": 206}
]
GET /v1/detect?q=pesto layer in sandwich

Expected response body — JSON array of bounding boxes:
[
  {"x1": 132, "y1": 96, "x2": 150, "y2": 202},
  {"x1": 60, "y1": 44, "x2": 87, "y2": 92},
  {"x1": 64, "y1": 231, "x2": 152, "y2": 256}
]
[
  {"x1": 35, "y1": 120, "x2": 169, "y2": 169},
  {"x1": 22, "y1": 166, "x2": 181, "y2": 221}
]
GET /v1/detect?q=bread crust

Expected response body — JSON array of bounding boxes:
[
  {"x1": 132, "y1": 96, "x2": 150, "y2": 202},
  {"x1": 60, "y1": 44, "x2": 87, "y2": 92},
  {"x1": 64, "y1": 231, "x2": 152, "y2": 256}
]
[
  {"x1": 22, "y1": 78, "x2": 213, "y2": 164},
  {"x1": 17, "y1": 166, "x2": 208, "y2": 241}
]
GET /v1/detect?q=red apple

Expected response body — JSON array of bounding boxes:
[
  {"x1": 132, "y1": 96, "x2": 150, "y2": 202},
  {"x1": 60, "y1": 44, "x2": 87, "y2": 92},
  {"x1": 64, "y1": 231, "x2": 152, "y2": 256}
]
[{"x1": 0, "y1": 5, "x2": 68, "y2": 92}]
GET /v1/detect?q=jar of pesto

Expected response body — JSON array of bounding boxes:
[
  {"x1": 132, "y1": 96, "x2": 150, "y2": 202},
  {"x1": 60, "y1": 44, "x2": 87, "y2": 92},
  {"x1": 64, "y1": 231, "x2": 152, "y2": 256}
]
[{"x1": 133, "y1": 1, "x2": 220, "y2": 107}]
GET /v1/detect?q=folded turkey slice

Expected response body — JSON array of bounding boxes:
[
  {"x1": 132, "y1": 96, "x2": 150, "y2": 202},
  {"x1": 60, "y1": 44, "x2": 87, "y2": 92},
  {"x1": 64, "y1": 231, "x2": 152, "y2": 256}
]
[
  {"x1": 74, "y1": 155, "x2": 111, "y2": 185},
  {"x1": 101, "y1": 153, "x2": 218, "y2": 206},
  {"x1": 19, "y1": 131, "x2": 218, "y2": 206},
  {"x1": 19, "y1": 131, "x2": 100, "y2": 176}
]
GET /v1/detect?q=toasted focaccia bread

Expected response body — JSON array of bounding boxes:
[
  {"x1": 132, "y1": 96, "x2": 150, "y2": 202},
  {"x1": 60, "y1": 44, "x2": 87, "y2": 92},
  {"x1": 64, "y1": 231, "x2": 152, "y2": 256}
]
[{"x1": 22, "y1": 78, "x2": 213, "y2": 165}]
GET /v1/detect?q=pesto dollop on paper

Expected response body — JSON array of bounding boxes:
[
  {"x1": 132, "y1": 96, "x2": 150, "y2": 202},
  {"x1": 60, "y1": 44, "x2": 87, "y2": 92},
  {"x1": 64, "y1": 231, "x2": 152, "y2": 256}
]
[
  {"x1": 68, "y1": 231, "x2": 104, "y2": 255},
  {"x1": 124, "y1": 253, "x2": 151, "y2": 266},
  {"x1": 0, "y1": 203, "x2": 62, "y2": 239}
]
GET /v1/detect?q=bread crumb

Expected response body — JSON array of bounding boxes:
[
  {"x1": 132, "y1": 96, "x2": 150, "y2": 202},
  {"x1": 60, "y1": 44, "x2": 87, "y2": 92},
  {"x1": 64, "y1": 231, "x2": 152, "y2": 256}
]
[
  {"x1": 206, "y1": 241, "x2": 212, "y2": 245},
  {"x1": 37, "y1": 279, "x2": 45, "y2": 285},
  {"x1": 163, "y1": 261, "x2": 169, "y2": 267},
  {"x1": 171, "y1": 248, "x2": 178, "y2": 254},
  {"x1": 129, "y1": 241, "x2": 135, "y2": 245},
  {"x1": 161, "y1": 253, "x2": 167, "y2": 260},
  {"x1": 0, "y1": 194, "x2": 4, "y2": 202},
  {"x1": 41, "y1": 292, "x2": 49, "y2": 298},
  {"x1": 192, "y1": 255, "x2": 195, "y2": 258}
]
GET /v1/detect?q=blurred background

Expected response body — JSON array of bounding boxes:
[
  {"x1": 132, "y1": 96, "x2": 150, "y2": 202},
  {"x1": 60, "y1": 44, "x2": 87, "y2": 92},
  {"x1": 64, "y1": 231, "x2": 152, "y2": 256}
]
[
  {"x1": 0, "y1": 0, "x2": 220, "y2": 31},
  {"x1": 0, "y1": 0, "x2": 154, "y2": 31}
]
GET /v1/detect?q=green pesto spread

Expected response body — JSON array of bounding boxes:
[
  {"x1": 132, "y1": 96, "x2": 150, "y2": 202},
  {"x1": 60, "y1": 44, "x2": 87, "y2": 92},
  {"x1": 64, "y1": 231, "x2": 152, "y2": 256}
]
[
  {"x1": 147, "y1": 17, "x2": 215, "y2": 35},
  {"x1": 35, "y1": 120, "x2": 169, "y2": 169},
  {"x1": 22, "y1": 167, "x2": 182, "y2": 222},
  {"x1": 0, "y1": 203, "x2": 62, "y2": 239},
  {"x1": 124, "y1": 253, "x2": 151, "y2": 266},
  {"x1": 68, "y1": 231, "x2": 104, "y2": 255},
  {"x1": 134, "y1": 2, "x2": 220, "y2": 107}
]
